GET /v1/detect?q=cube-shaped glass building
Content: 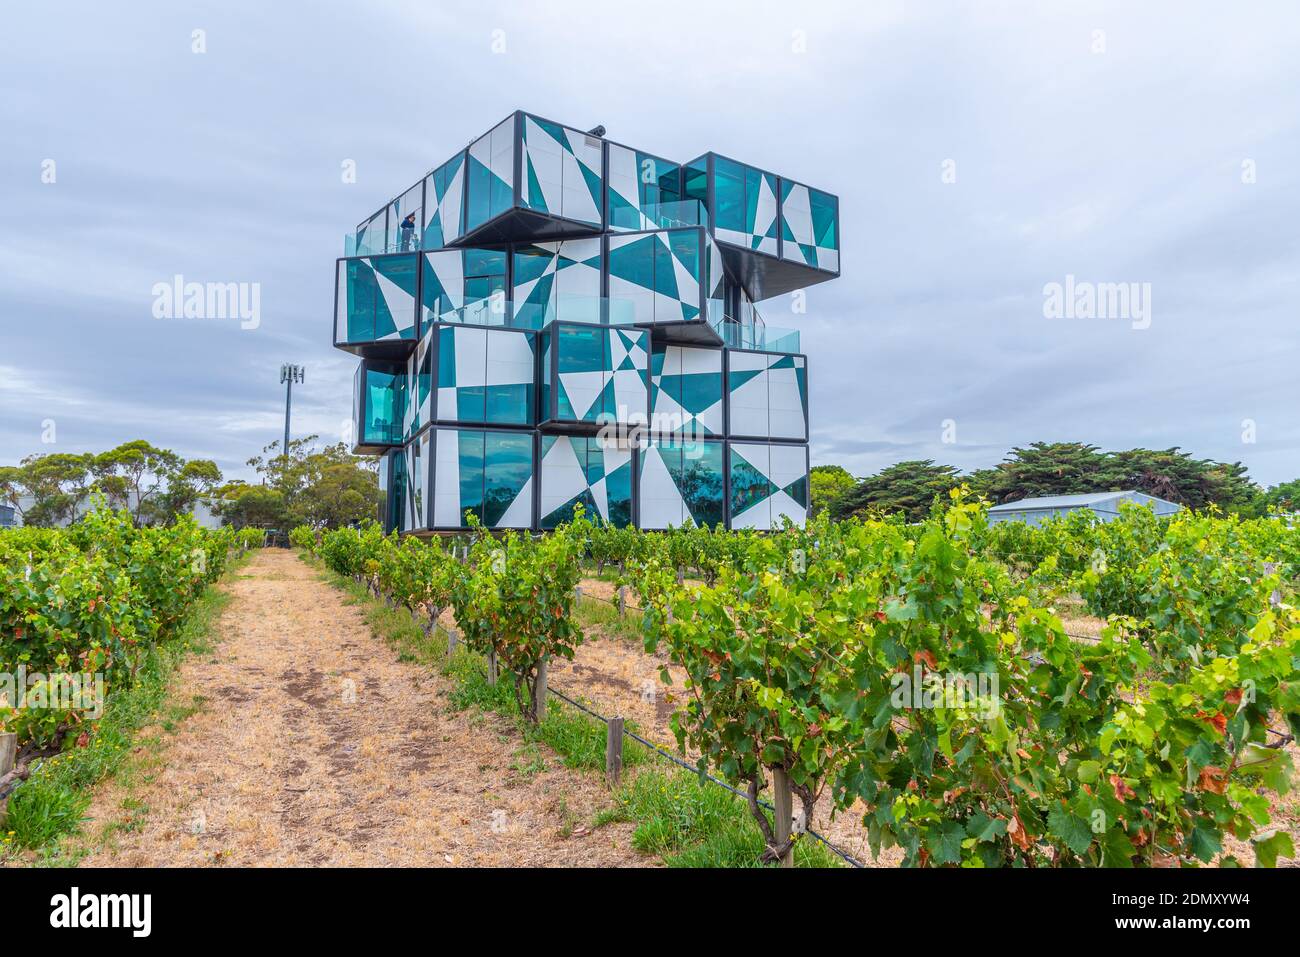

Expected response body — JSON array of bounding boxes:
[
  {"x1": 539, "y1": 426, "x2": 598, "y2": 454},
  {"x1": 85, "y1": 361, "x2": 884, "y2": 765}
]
[{"x1": 334, "y1": 110, "x2": 840, "y2": 532}]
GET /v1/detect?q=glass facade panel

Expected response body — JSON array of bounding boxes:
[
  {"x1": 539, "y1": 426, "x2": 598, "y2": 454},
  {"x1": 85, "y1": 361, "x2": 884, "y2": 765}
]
[
  {"x1": 637, "y1": 439, "x2": 724, "y2": 529},
  {"x1": 608, "y1": 143, "x2": 682, "y2": 232},
  {"x1": 422, "y1": 153, "x2": 465, "y2": 250},
  {"x1": 713, "y1": 157, "x2": 745, "y2": 233},
  {"x1": 390, "y1": 182, "x2": 423, "y2": 253},
  {"x1": 539, "y1": 436, "x2": 634, "y2": 529},
  {"x1": 464, "y1": 117, "x2": 515, "y2": 234},
  {"x1": 456, "y1": 429, "x2": 486, "y2": 522},
  {"x1": 483, "y1": 431, "x2": 533, "y2": 527},
  {"x1": 360, "y1": 365, "x2": 404, "y2": 445}
]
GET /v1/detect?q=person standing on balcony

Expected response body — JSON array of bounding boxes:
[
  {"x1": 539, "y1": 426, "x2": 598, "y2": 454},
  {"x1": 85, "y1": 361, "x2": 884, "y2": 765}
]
[{"x1": 399, "y1": 212, "x2": 417, "y2": 251}]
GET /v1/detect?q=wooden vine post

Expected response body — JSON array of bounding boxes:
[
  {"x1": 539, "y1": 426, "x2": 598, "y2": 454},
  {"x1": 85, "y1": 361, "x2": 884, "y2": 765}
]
[
  {"x1": 535, "y1": 657, "x2": 548, "y2": 722},
  {"x1": 0, "y1": 732, "x2": 15, "y2": 818},
  {"x1": 773, "y1": 768, "x2": 794, "y2": 868},
  {"x1": 605, "y1": 717, "x2": 624, "y2": 785}
]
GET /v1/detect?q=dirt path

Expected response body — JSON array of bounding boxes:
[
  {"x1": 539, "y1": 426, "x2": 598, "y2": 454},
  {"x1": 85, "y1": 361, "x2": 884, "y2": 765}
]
[{"x1": 73, "y1": 550, "x2": 646, "y2": 868}]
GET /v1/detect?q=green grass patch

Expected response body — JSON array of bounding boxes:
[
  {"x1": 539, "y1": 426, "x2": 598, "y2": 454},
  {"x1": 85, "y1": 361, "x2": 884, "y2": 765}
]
[
  {"x1": 594, "y1": 763, "x2": 842, "y2": 868},
  {"x1": 572, "y1": 595, "x2": 647, "y2": 643}
]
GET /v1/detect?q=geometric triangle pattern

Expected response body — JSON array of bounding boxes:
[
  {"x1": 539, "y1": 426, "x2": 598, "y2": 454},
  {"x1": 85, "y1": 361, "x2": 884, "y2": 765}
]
[
  {"x1": 607, "y1": 229, "x2": 702, "y2": 325},
  {"x1": 431, "y1": 428, "x2": 533, "y2": 531},
  {"x1": 607, "y1": 142, "x2": 682, "y2": 232},
  {"x1": 650, "y1": 343, "x2": 723, "y2": 438},
  {"x1": 421, "y1": 152, "x2": 465, "y2": 249},
  {"x1": 637, "y1": 439, "x2": 726, "y2": 529},
  {"x1": 539, "y1": 435, "x2": 633, "y2": 528},
  {"x1": 521, "y1": 115, "x2": 603, "y2": 227},
  {"x1": 435, "y1": 326, "x2": 535, "y2": 427},
  {"x1": 728, "y1": 442, "x2": 808, "y2": 531},
  {"x1": 779, "y1": 181, "x2": 839, "y2": 273},
  {"x1": 336, "y1": 111, "x2": 840, "y2": 533},
  {"x1": 464, "y1": 117, "x2": 516, "y2": 235},
  {"x1": 554, "y1": 325, "x2": 648, "y2": 425},
  {"x1": 727, "y1": 350, "x2": 807, "y2": 441},
  {"x1": 511, "y1": 238, "x2": 602, "y2": 327},
  {"x1": 338, "y1": 256, "x2": 418, "y2": 345},
  {"x1": 714, "y1": 158, "x2": 779, "y2": 257}
]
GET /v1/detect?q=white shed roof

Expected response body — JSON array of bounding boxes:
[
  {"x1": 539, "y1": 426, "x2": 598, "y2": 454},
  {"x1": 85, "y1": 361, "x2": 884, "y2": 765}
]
[{"x1": 987, "y1": 490, "x2": 1179, "y2": 514}]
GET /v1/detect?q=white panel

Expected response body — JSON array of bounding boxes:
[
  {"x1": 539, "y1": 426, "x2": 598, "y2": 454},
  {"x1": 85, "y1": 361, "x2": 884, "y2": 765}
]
[
  {"x1": 413, "y1": 432, "x2": 431, "y2": 529},
  {"x1": 374, "y1": 269, "x2": 414, "y2": 335},
  {"x1": 524, "y1": 117, "x2": 563, "y2": 214},
  {"x1": 489, "y1": 117, "x2": 515, "y2": 193},
  {"x1": 496, "y1": 479, "x2": 533, "y2": 529},
  {"x1": 539, "y1": 436, "x2": 588, "y2": 518},
  {"x1": 486, "y1": 329, "x2": 534, "y2": 388},
  {"x1": 638, "y1": 445, "x2": 683, "y2": 529},
  {"x1": 441, "y1": 162, "x2": 464, "y2": 243},
  {"x1": 560, "y1": 370, "x2": 604, "y2": 421},
  {"x1": 728, "y1": 353, "x2": 769, "y2": 437},
  {"x1": 607, "y1": 142, "x2": 640, "y2": 229},
  {"x1": 769, "y1": 443, "x2": 808, "y2": 527},
  {"x1": 729, "y1": 442, "x2": 771, "y2": 531},
  {"x1": 455, "y1": 327, "x2": 489, "y2": 389},
  {"x1": 556, "y1": 238, "x2": 602, "y2": 311},
  {"x1": 781, "y1": 184, "x2": 814, "y2": 263},
  {"x1": 335, "y1": 264, "x2": 348, "y2": 341},
  {"x1": 768, "y1": 361, "x2": 806, "y2": 440},
  {"x1": 433, "y1": 430, "x2": 464, "y2": 526},
  {"x1": 607, "y1": 274, "x2": 654, "y2": 325}
]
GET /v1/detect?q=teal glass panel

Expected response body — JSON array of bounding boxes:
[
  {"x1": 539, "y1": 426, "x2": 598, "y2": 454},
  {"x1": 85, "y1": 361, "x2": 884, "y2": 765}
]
[
  {"x1": 361, "y1": 367, "x2": 404, "y2": 445},
  {"x1": 345, "y1": 260, "x2": 376, "y2": 342},
  {"x1": 558, "y1": 324, "x2": 604, "y2": 373},
  {"x1": 683, "y1": 157, "x2": 708, "y2": 204},
  {"x1": 810, "y1": 188, "x2": 838, "y2": 250},
  {"x1": 421, "y1": 254, "x2": 455, "y2": 320},
  {"x1": 729, "y1": 447, "x2": 775, "y2": 519},
  {"x1": 713, "y1": 157, "x2": 745, "y2": 232},
  {"x1": 457, "y1": 430, "x2": 486, "y2": 524},
  {"x1": 388, "y1": 449, "x2": 406, "y2": 532},
  {"x1": 422, "y1": 155, "x2": 463, "y2": 250},
  {"x1": 677, "y1": 442, "x2": 725, "y2": 527},
  {"x1": 485, "y1": 384, "x2": 532, "y2": 426},
  {"x1": 483, "y1": 431, "x2": 533, "y2": 527},
  {"x1": 540, "y1": 333, "x2": 552, "y2": 420},
  {"x1": 371, "y1": 255, "x2": 418, "y2": 340},
  {"x1": 607, "y1": 234, "x2": 655, "y2": 290},
  {"x1": 605, "y1": 457, "x2": 634, "y2": 528},
  {"x1": 465, "y1": 157, "x2": 492, "y2": 234}
]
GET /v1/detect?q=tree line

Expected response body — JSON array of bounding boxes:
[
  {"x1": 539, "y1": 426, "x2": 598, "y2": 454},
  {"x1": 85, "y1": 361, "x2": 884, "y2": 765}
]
[
  {"x1": 0, "y1": 437, "x2": 381, "y2": 529},
  {"x1": 813, "y1": 441, "x2": 1294, "y2": 522}
]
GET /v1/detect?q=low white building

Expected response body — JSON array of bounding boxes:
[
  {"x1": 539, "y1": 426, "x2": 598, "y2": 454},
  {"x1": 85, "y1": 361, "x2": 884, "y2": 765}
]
[{"x1": 987, "y1": 490, "x2": 1182, "y2": 527}]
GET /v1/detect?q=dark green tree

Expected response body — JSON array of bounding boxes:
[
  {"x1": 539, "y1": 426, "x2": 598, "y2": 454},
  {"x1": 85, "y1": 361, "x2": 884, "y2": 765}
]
[{"x1": 832, "y1": 460, "x2": 960, "y2": 523}]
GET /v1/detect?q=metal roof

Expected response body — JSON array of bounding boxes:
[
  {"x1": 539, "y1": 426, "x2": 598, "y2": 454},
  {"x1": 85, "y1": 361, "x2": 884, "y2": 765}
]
[{"x1": 987, "y1": 490, "x2": 1177, "y2": 513}]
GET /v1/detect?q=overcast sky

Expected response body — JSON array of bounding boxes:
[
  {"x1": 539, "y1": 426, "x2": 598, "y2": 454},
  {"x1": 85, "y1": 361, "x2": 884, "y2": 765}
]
[{"x1": 2, "y1": 1, "x2": 1297, "y2": 485}]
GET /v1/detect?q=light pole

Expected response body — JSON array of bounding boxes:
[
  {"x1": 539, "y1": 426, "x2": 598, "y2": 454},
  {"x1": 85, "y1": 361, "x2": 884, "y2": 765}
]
[{"x1": 280, "y1": 364, "x2": 304, "y2": 470}]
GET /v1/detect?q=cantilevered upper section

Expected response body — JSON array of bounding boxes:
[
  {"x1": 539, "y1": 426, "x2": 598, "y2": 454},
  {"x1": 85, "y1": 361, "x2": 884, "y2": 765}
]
[{"x1": 344, "y1": 110, "x2": 839, "y2": 302}]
